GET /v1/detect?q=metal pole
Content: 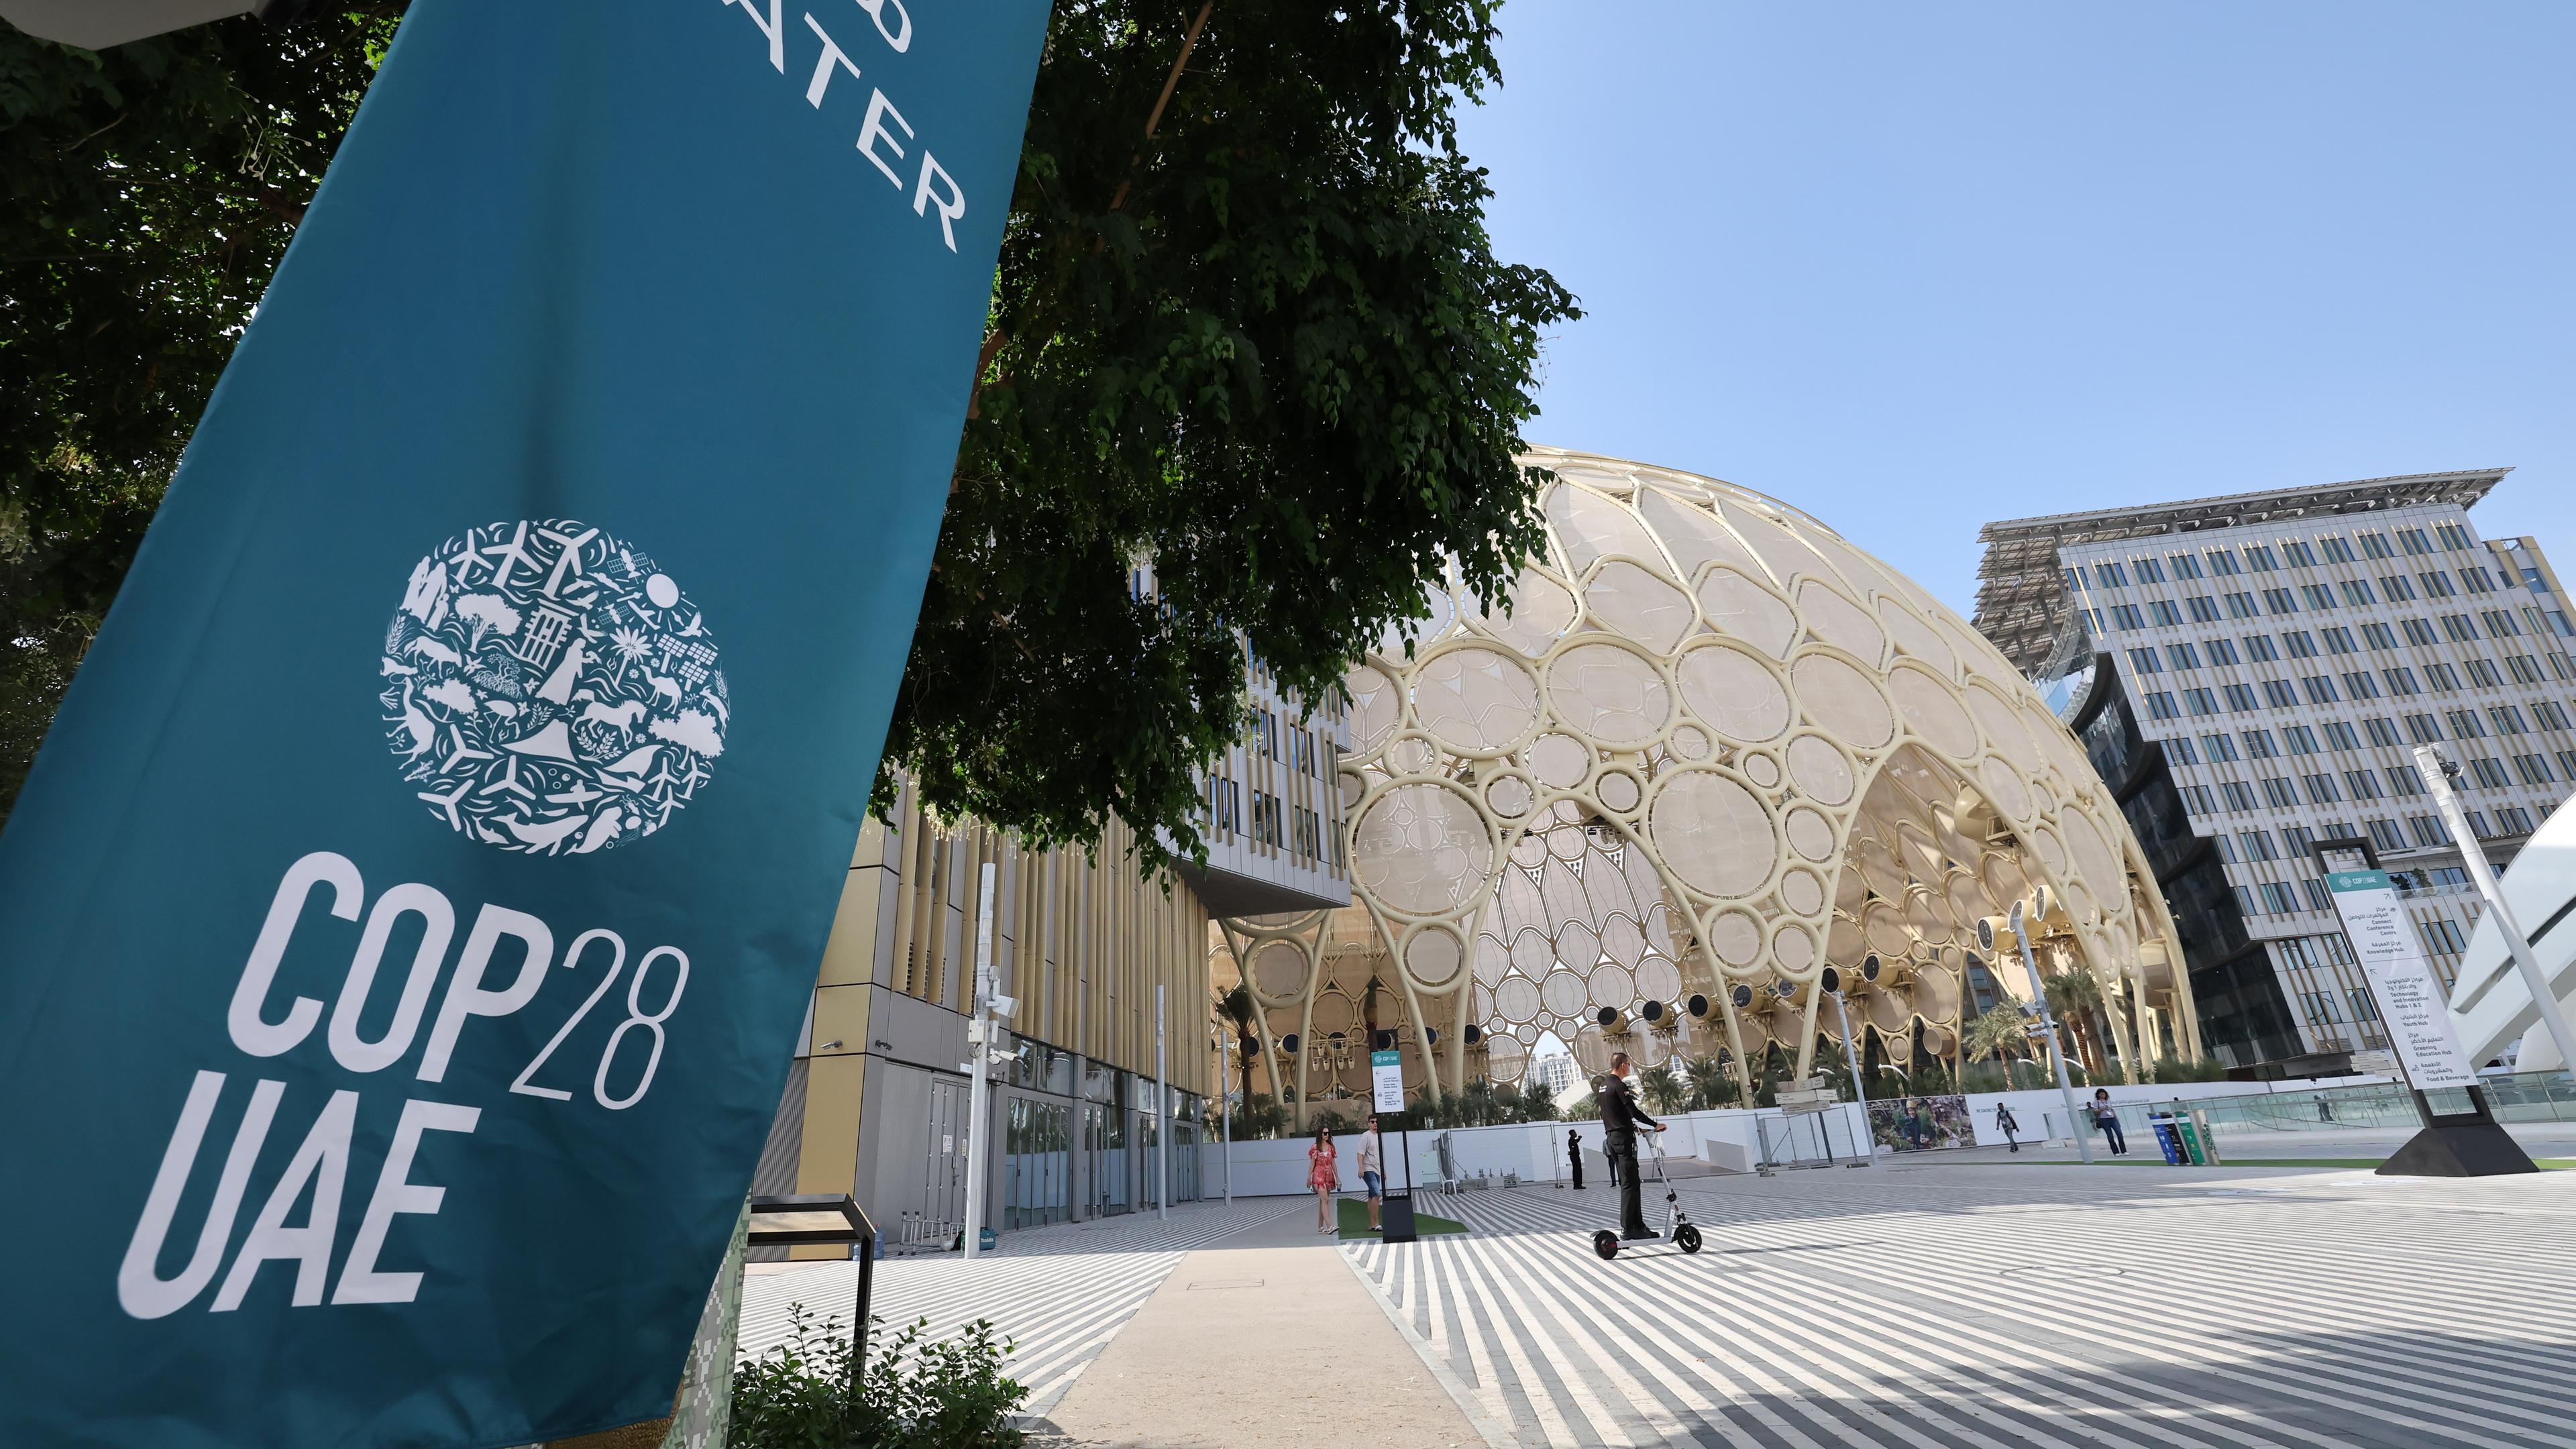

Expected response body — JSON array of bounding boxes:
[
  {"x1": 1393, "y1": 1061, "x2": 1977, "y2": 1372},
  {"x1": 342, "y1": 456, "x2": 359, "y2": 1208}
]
[
  {"x1": 1156, "y1": 984, "x2": 1170, "y2": 1222},
  {"x1": 2416, "y1": 744, "x2": 2576, "y2": 1073},
  {"x1": 1218, "y1": 1029, "x2": 1234, "y2": 1203},
  {"x1": 2012, "y1": 907, "x2": 2094, "y2": 1164},
  {"x1": 962, "y1": 861, "x2": 997, "y2": 1258},
  {"x1": 1827, "y1": 991, "x2": 1874, "y2": 1167}
]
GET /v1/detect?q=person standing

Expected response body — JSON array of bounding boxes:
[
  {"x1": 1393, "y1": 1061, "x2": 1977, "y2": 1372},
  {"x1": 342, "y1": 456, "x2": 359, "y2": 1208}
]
[
  {"x1": 1356, "y1": 1114, "x2": 1386, "y2": 1231},
  {"x1": 1595, "y1": 1053, "x2": 1665, "y2": 1240},
  {"x1": 1994, "y1": 1100, "x2": 2021, "y2": 1154},
  {"x1": 1567, "y1": 1128, "x2": 1585, "y2": 1189},
  {"x1": 2090, "y1": 1088, "x2": 2127, "y2": 1157},
  {"x1": 1306, "y1": 1124, "x2": 1341, "y2": 1233}
]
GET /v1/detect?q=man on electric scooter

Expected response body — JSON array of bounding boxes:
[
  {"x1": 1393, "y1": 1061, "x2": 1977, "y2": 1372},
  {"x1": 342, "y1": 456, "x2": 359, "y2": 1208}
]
[{"x1": 1597, "y1": 1052, "x2": 1665, "y2": 1241}]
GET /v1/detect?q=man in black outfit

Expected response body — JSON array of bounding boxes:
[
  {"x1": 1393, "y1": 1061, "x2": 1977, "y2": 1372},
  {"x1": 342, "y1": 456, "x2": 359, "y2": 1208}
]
[
  {"x1": 1568, "y1": 1128, "x2": 1584, "y2": 1189},
  {"x1": 1595, "y1": 1052, "x2": 1664, "y2": 1240}
]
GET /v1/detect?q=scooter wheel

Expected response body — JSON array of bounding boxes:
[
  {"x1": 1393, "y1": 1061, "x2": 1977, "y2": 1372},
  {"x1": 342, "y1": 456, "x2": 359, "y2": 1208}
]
[
  {"x1": 1674, "y1": 1224, "x2": 1703, "y2": 1254},
  {"x1": 1592, "y1": 1230, "x2": 1621, "y2": 1260}
]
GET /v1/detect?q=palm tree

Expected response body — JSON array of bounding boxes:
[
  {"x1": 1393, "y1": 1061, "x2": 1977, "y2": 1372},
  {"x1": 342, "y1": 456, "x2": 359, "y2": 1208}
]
[
  {"x1": 2043, "y1": 969, "x2": 2108, "y2": 1077},
  {"x1": 1516, "y1": 1080, "x2": 1560, "y2": 1121},
  {"x1": 1214, "y1": 984, "x2": 1260, "y2": 1115},
  {"x1": 1639, "y1": 1063, "x2": 1688, "y2": 1116},
  {"x1": 1681, "y1": 1055, "x2": 1740, "y2": 1110},
  {"x1": 1962, "y1": 1004, "x2": 2036, "y2": 1089}
]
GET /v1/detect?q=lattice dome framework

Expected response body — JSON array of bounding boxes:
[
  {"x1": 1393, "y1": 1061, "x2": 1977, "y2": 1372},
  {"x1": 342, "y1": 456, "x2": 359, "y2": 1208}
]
[{"x1": 1216, "y1": 450, "x2": 2202, "y2": 1111}]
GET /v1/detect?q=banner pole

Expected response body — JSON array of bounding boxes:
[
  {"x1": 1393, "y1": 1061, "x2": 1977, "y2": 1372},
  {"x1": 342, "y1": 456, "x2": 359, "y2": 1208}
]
[
  {"x1": 2416, "y1": 745, "x2": 2576, "y2": 1073},
  {"x1": 964, "y1": 861, "x2": 998, "y2": 1258}
]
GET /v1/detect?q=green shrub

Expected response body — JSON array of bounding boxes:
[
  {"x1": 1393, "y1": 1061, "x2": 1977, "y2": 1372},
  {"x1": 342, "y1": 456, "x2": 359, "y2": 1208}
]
[{"x1": 731, "y1": 1304, "x2": 1028, "y2": 1449}]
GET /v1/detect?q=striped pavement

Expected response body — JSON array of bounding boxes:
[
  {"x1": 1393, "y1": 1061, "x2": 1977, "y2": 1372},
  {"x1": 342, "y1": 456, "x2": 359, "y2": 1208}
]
[
  {"x1": 1344, "y1": 1164, "x2": 2576, "y2": 1448},
  {"x1": 739, "y1": 1199, "x2": 1303, "y2": 1413}
]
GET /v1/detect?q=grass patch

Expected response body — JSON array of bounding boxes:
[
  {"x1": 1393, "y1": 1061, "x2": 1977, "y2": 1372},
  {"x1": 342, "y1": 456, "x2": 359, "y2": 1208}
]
[{"x1": 1338, "y1": 1195, "x2": 1467, "y2": 1238}]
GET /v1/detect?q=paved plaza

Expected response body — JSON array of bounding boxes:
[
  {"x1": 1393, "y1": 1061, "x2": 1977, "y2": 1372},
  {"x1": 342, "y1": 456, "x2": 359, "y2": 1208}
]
[{"x1": 745, "y1": 1160, "x2": 2576, "y2": 1447}]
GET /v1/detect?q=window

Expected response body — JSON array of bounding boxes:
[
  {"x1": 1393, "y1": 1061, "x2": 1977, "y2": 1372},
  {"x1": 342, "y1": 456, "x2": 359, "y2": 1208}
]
[
  {"x1": 2264, "y1": 588, "x2": 2300, "y2": 615},
  {"x1": 2361, "y1": 621, "x2": 2398, "y2": 650},
  {"x1": 2239, "y1": 829, "x2": 2276, "y2": 861},
  {"x1": 2169, "y1": 553, "x2": 2204, "y2": 580},
  {"x1": 2500, "y1": 806, "x2": 2534, "y2": 833},
  {"x1": 2399, "y1": 528, "x2": 2433, "y2": 556},
  {"x1": 2207, "y1": 549, "x2": 2242, "y2": 576},
  {"x1": 2215, "y1": 834, "x2": 2241, "y2": 865},
  {"x1": 2282, "y1": 541, "x2": 2318, "y2": 567},
  {"x1": 2283, "y1": 824, "x2": 2317, "y2": 855},
  {"x1": 2245, "y1": 545, "x2": 2279, "y2": 572},
  {"x1": 2322, "y1": 720, "x2": 2361, "y2": 749},
  {"x1": 1208, "y1": 776, "x2": 1242, "y2": 834},
  {"x1": 2180, "y1": 782, "x2": 2215, "y2": 812},
  {"x1": 2445, "y1": 708, "x2": 2485, "y2": 739},
  {"x1": 2260, "y1": 680, "x2": 2299, "y2": 708},
  {"x1": 2201, "y1": 733, "x2": 2240, "y2": 763},
  {"x1": 2302, "y1": 878, "x2": 2334, "y2": 912},
  {"x1": 2459, "y1": 566, "x2": 2493, "y2": 594},
  {"x1": 2147, "y1": 598, "x2": 2184, "y2": 627},
  {"x1": 2301, "y1": 676, "x2": 2340, "y2": 705},
  {"x1": 2217, "y1": 684, "x2": 2254, "y2": 712},
  {"x1": 2408, "y1": 814, "x2": 2448, "y2": 847},
  {"x1": 2343, "y1": 768, "x2": 2382, "y2": 800},
  {"x1": 2107, "y1": 603, "x2": 2146, "y2": 631},
  {"x1": 2382, "y1": 667, "x2": 2420, "y2": 696},
  {"x1": 2190, "y1": 686, "x2": 2224, "y2": 714},
  {"x1": 2233, "y1": 885, "x2": 2259, "y2": 915},
  {"x1": 2259, "y1": 881, "x2": 2298, "y2": 914},
  {"x1": 2436, "y1": 522, "x2": 2473, "y2": 551},
  {"x1": 2388, "y1": 765, "x2": 2425, "y2": 796},
  {"x1": 2342, "y1": 671, "x2": 2379, "y2": 700},
  {"x1": 2404, "y1": 713, "x2": 2443, "y2": 743},
  {"x1": 2219, "y1": 780, "x2": 2257, "y2": 810},
  {"x1": 2463, "y1": 658, "x2": 2502, "y2": 688},
  {"x1": 2424, "y1": 661, "x2": 2461, "y2": 691},
  {"x1": 2242, "y1": 729, "x2": 2278, "y2": 759},
  {"x1": 2381, "y1": 573, "x2": 2418, "y2": 602},
  {"x1": 2226, "y1": 592, "x2": 2262, "y2": 620},
  {"x1": 2467, "y1": 810, "x2": 2496, "y2": 838},
  {"x1": 2243, "y1": 633, "x2": 2279, "y2": 661},
  {"x1": 2143, "y1": 690, "x2": 2180, "y2": 720},
  {"x1": 2300, "y1": 583, "x2": 2337, "y2": 610},
  {"x1": 2283, "y1": 630, "x2": 2319, "y2": 659},
  {"x1": 2508, "y1": 655, "x2": 2545, "y2": 684},
  {"x1": 2440, "y1": 614, "x2": 2479, "y2": 643},
  {"x1": 2522, "y1": 566, "x2": 2553, "y2": 596},
  {"x1": 2361, "y1": 716, "x2": 2400, "y2": 747},
  {"x1": 2420, "y1": 918, "x2": 2470, "y2": 956},
  {"x1": 2064, "y1": 566, "x2": 2088, "y2": 590},
  {"x1": 2359, "y1": 531, "x2": 2395, "y2": 560},
  {"x1": 2319, "y1": 537, "x2": 2357, "y2": 564},
  {"x1": 2367, "y1": 818, "x2": 2407, "y2": 852},
  {"x1": 2420, "y1": 571, "x2": 2457, "y2": 598},
  {"x1": 2135, "y1": 557, "x2": 2167, "y2": 584},
  {"x1": 2166, "y1": 736, "x2": 2198, "y2": 765},
  {"x1": 2165, "y1": 641, "x2": 2200, "y2": 669},
  {"x1": 2489, "y1": 705, "x2": 2526, "y2": 735},
  {"x1": 2469, "y1": 756, "x2": 2510, "y2": 790},
  {"x1": 2400, "y1": 616, "x2": 2437, "y2": 646},
  {"x1": 2332, "y1": 578, "x2": 2373, "y2": 607},
  {"x1": 2349, "y1": 987, "x2": 2381, "y2": 1022},
  {"x1": 2186, "y1": 594, "x2": 2222, "y2": 623},
  {"x1": 2563, "y1": 749, "x2": 2576, "y2": 780},
  {"x1": 2262, "y1": 777, "x2": 2300, "y2": 808},
  {"x1": 2284, "y1": 724, "x2": 2320, "y2": 754},
  {"x1": 2126, "y1": 647, "x2": 2161, "y2": 675},
  {"x1": 2514, "y1": 753, "x2": 2557, "y2": 786},
  {"x1": 2320, "y1": 626, "x2": 2359, "y2": 654},
  {"x1": 2302, "y1": 773, "x2": 2341, "y2": 804},
  {"x1": 2095, "y1": 560, "x2": 2130, "y2": 587},
  {"x1": 2482, "y1": 608, "x2": 2522, "y2": 638},
  {"x1": 2534, "y1": 700, "x2": 2569, "y2": 730},
  {"x1": 2204, "y1": 637, "x2": 2241, "y2": 665}
]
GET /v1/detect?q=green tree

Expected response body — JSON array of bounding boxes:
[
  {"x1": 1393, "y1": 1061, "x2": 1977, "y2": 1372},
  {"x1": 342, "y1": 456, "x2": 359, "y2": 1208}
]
[
  {"x1": 1962, "y1": 1004, "x2": 2037, "y2": 1089},
  {"x1": 1213, "y1": 983, "x2": 1260, "y2": 1116},
  {"x1": 2041, "y1": 967, "x2": 2110, "y2": 1077},
  {"x1": 1, "y1": 4, "x2": 1575, "y2": 858},
  {"x1": 1637, "y1": 1062, "x2": 1687, "y2": 1116}
]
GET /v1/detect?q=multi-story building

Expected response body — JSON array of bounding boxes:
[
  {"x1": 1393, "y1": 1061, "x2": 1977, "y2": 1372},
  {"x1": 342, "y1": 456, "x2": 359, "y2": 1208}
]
[
  {"x1": 753, "y1": 660, "x2": 1351, "y2": 1255},
  {"x1": 1527, "y1": 1052, "x2": 1581, "y2": 1099},
  {"x1": 1977, "y1": 470, "x2": 2576, "y2": 1072}
]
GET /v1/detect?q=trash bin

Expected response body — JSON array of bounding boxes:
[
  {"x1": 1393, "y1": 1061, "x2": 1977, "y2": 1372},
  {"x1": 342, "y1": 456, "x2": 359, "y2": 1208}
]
[
  {"x1": 2176, "y1": 1118, "x2": 2208, "y2": 1166},
  {"x1": 2149, "y1": 1116, "x2": 2186, "y2": 1165}
]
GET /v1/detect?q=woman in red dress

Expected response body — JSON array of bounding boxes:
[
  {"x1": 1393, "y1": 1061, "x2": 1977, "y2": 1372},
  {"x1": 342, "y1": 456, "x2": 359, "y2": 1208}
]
[{"x1": 1307, "y1": 1124, "x2": 1341, "y2": 1234}]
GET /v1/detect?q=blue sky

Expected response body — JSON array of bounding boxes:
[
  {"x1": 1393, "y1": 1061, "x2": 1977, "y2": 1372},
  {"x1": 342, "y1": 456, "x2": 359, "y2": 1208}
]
[{"x1": 1458, "y1": 3, "x2": 2576, "y2": 617}]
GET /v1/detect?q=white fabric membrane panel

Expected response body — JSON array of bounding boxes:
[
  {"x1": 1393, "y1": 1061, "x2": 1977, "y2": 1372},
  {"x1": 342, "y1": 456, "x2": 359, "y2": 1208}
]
[
  {"x1": 1585, "y1": 560, "x2": 1697, "y2": 653},
  {"x1": 1696, "y1": 569, "x2": 1798, "y2": 659},
  {"x1": 1546, "y1": 643, "x2": 1670, "y2": 747},
  {"x1": 1675, "y1": 643, "x2": 1790, "y2": 743},
  {"x1": 1473, "y1": 567, "x2": 1578, "y2": 658},
  {"x1": 1350, "y1": 782, "x2": 1493, "y2": 915},
  {"x1": 1413, "y1": 646, "x2": 1541, "y2": 753}
]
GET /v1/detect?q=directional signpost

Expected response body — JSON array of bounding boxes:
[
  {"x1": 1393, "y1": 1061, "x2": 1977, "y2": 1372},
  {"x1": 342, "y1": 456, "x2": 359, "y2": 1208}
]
[{"x1": 2312, "y1": 839, "x2": 2536, "y2": 1176}]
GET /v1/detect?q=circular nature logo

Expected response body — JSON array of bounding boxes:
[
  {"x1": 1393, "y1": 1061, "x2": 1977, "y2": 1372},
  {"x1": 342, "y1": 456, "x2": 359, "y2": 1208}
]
[{"x1": 380, "y1": 520, "x2": 727, "y2": 855}]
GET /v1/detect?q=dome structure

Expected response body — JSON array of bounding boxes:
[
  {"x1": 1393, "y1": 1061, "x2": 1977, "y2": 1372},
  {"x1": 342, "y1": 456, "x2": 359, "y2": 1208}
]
[{"x1": 1221, "y1": 449, "x2": 2200, "y2": 1110}]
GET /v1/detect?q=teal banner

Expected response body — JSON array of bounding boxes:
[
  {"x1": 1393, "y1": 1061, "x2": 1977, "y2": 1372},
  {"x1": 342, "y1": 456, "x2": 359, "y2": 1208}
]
[{"x1": 0, "y1": 2, "x2": 1046, "y2": 1444}]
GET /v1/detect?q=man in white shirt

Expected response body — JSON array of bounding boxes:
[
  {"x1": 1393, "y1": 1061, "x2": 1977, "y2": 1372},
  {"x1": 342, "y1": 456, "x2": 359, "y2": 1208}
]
[{"x1": 1356, "y1": 1115, "x2": 1385, "y2": 1230}]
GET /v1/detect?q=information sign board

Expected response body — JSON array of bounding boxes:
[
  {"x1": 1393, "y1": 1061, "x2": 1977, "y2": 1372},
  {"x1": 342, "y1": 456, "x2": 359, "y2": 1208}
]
[
  {"x1": 1371, "y1": 1049, "x2": 1405, "y2": 1112},
  {"x1": 2325, "y1": 869, "x2": 2479, "y2": 1090}
]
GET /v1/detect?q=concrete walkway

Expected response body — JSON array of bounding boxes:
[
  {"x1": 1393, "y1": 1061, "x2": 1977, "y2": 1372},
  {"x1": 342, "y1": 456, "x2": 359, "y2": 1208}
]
[{"x1": 1031, "y1": 1207, "x2": 1483, "y2": 1448}]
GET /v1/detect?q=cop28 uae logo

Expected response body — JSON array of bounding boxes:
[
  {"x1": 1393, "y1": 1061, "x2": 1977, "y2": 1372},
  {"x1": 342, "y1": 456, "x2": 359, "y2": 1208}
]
[{"x1": 380, "y1": 520, "x2": 727, "y2": 854}]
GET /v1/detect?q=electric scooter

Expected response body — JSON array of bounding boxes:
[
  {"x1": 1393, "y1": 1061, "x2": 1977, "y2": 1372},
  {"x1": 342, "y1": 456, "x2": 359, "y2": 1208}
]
[{"x1": 1591, "y1": 1134, "x2": 1702, "y2": 1260}]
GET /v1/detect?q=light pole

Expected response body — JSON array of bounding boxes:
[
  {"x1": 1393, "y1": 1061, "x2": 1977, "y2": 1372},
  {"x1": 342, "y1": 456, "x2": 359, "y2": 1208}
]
[
  {"x1": 2416, "y1": 744, "x2": 2576, "y2": 1074},
  {"x1": 1212, "y1": 1024, "x2": 1234, "y2": 1203},
  {"x1": 1823, "y1": 965, "x2": 1875, "y2": 1168},
  {"x1": 962, "y1": 861, "x2": 998, "y2": 1258},
  {"x1": 1996, "y1": 898, "x2": 2092, "y2": 1164},
  {"x1": 1155, "y1": 983, "x2": 1171, "y2": 1222}
]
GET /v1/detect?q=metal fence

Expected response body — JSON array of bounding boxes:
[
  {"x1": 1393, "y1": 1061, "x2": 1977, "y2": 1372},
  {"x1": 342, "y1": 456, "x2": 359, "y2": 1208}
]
[{"x1": 2138, "y1": 1071, "x2": 2576, "y2": 1135}]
